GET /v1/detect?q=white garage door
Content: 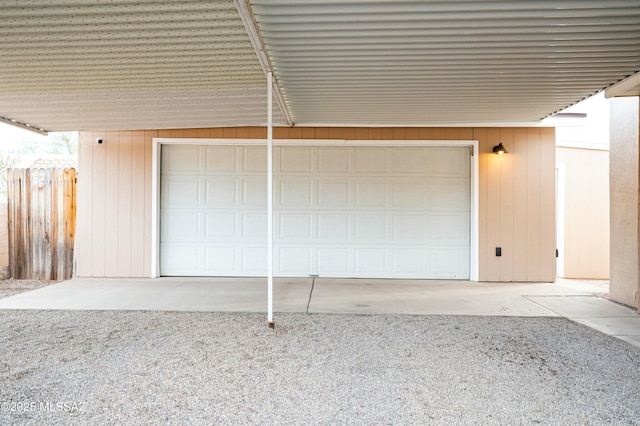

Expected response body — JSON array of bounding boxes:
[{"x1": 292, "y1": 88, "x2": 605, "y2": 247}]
[{"x1": 160, "y1": 144, "x2": 470, "y2": 279}]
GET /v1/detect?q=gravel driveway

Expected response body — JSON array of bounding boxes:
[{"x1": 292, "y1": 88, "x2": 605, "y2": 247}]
[{"x1": 1, "y1": 310, "x2": 639, "y2": 425}]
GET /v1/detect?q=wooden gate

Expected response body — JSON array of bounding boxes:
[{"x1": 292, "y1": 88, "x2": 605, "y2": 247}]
[{"x1": 7, "y1": 168, "x2": 77, "y2": 280}]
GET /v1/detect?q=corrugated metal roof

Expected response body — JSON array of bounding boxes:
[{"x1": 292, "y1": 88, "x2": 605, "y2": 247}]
[
  {"x1": 0, "y1": 1, "x2": 639, "y2": 131},
  {"x1": 252, "y1": 0, "x2": 640, "y2": 126},
  {"x1": 0, "y1": 0, "x2": 288, "y2": 131}
]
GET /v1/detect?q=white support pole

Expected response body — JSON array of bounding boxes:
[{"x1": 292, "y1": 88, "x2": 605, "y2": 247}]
[{"x1": 267, "y1": 71, "x2": 274, "y2": 328}]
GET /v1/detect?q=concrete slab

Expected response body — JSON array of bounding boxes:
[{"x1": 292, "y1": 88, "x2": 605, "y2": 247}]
[
  {"x1": 527, "y1": 295, "x2": 640, "y2": 349},
  {"x1": 1, "y1": 276, "x2": 637, "y2": 349},
  {"x1": 617, "y1": 335, "x2": 640, "y2": 348},
  {"x1": 526, "y1": 295, "x2": 640, "y2": 318},
  {"x1": 0, "y1": 277, "x2": 312, "y2": 313},
  {"x1": 307, "y1": 279, "x2": 571, "y2": 316},
  {"x1": 571, "y1": 317, "x2": 640, "y2": 337},
  {"x1": 0, "y1": 277, "x2": 598, "y2": 316}
]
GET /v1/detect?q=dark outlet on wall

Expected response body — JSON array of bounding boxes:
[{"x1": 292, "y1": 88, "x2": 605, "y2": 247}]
[{"x1": 496, "y1": 247, "x2": 502, "y2": 257}]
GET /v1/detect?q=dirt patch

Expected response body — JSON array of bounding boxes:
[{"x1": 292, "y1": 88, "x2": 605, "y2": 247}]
[{"x1": 0, "y1": 279, "x2": 58, "y2": 299}]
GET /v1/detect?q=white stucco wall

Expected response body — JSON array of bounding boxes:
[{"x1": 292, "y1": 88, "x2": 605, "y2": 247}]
[{"x1": 609, "y1": 97, "x2": 640, "y2": 308}]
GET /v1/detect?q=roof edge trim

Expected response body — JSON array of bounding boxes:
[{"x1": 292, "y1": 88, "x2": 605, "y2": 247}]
[
  {"x1": 0, "y1": 115, "x2": 48, "y2": 135},
  {"x1": 605, "y1": 71, "x2": 640, "y2": 98}
]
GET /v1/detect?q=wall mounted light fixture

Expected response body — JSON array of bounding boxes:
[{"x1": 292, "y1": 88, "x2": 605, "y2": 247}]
[{"x1": 492, "y1": 142, "x2": 508, "y2": 155}]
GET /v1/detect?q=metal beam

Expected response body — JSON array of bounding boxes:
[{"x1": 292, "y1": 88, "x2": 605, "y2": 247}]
[
  {"x1": 235, "y1": 0, "x2": 293, "y2": 126},
  {"x1": 606, "y1": 71, "x2": 640, "y2": 98}
]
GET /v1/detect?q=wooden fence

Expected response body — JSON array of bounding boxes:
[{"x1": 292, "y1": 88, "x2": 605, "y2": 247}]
[{"x1": 7, "y1": 168, "x2": 77, "y2": 280}]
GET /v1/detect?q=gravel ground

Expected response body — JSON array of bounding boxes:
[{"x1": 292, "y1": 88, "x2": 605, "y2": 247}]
[
  {"x1": 0, "y1": 310, "x2": 639, "y2": 425},
  {"x1": 0, "y1": 280, "x2": 58, "y2": 299}
]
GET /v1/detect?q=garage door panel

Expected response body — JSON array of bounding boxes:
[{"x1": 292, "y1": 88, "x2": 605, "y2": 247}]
[
  {"x1": 160, "y1": 244, "x2": 201, "y2": 275},
  {"x1": 426, "y1": 179, "x2": 470, "y2": 211},
  {"x1": 317, "y1": 214, "x2": 350, "y2": 240},
  {"x1": 243, "y1": 146, "x2": 267, "y2": 172},
  {"x1": 206, "y1": 146, "x2": 238, "y2": 172},
  {"x1": 242, "y1": 179, "x2": 267, "y2": 207},
  {"x1": 318, "y1": 180, "x2": 350, "y2": 207},
  {"x1": 318, "y1": 147, "x2": 350, "y2": 173},
  {"x1": 430, "y1": 247, "x2": 469, "y2": 279},
  {"x1": 278, "y1": 213, "x2": 312, "y2": 240},
  {"x1": 392, "y1": 215, "x2": 426, "y2": 241},
  {"x1": 277, "y1": 247, "x2": 312, "y2": 275},
  {"x1": 205, "y1": 178, "x2": 238, "y2": 207},
  {"x1": 391, "y1": 182, "x2": 426, "y2": 207},
  {"x1": 161, "y1": 145, "x2": 471, "y2": 279},
  {"x1": 355, "y1": 181, "x2": 387, "y2": 207},
  {"x1": 161, "y1": 211, "x2": 202, "y2": 242},
  {"x1": 205, "y1": 213, "x2": 237, "y2": 240},
  {"x1": 162, "y1": 146, "x2": 202, "y2": 172},
  {"x1": 242, "y1": 213, "x2": 267, "y2": 240},
  {"x1": 241, "y1": 247, "x2": 267, "y2": 274},
  {"x1": 355, "y1": 249, "x2": 386, "y2": 274},
  {"x1": 427, "y1": 147, "x2": 470, "y2": 177},
  {"x1": 355, "y1": 215, "x2": 387, "y2": 240},
  {"x1": 204, "y1": 247, "x2": 237, "y2": 274},
  {"x1": 355, "y1": 147, "x2": 387, "y2": 173},
  {"x1": 161, "y1": 176, "x2": 202, "y2": 207},
  {"x1": 392, "y1": 249, "x2": 425, "y2": 275},
  {"x1": 278, "y1": 180, "x2": 312, "y2": 207},
  {"x1": 429, "y1": 213, "x2": 470, "y2": 245},
  {"x1": 279, "y1": 146, "x2": 313, "y2": 173},
  {"x1": 317, "y1": 248, "x2": 349, "y2": 275},
  {"x1": 392, "y1": 148, "x2": 426, "y2": 174}
]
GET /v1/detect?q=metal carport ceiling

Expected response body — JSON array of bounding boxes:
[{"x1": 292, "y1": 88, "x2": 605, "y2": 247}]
[
  {"x1": 0, "y1": 0, "x2": 639, "y2": 132},
  {"x1": 0, "y1": 0, "x2": 289, "y2": 132},
  {"x1": 251, "y1": 0, "x2": 640, "y2": 126}
]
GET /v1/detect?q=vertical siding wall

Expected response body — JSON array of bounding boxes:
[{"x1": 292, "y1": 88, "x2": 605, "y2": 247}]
[
  {"x1": 77, "y1": 127, "x2": 555, "y2": 281},
  {"x1": 477, "y1": 128, "x2": 556, "y2": 281},
  {"x1": 77, "y1": 131, "x2": 153, "y2": 277},
  {"x1": 557, "y1": 147, "x2": 609, "y2": 279}
]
